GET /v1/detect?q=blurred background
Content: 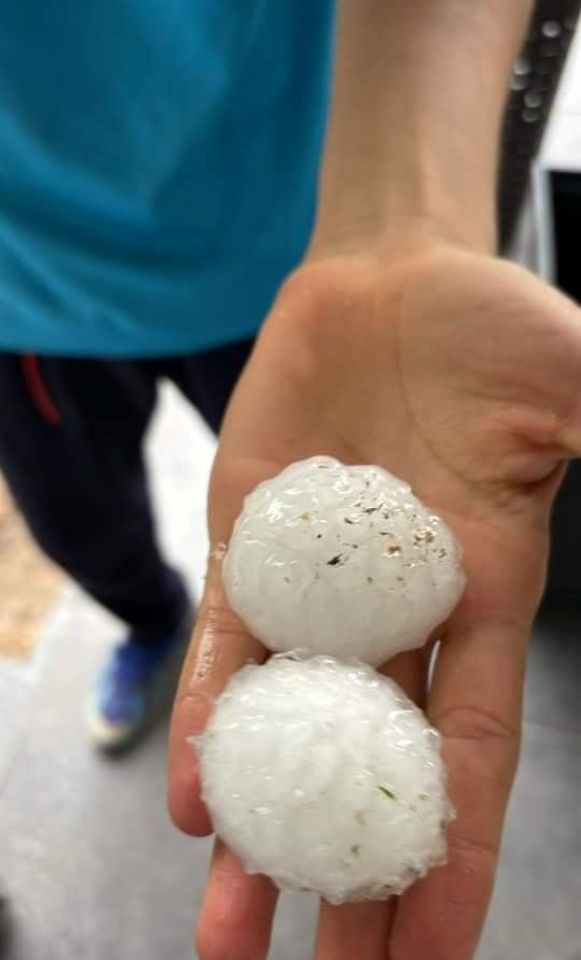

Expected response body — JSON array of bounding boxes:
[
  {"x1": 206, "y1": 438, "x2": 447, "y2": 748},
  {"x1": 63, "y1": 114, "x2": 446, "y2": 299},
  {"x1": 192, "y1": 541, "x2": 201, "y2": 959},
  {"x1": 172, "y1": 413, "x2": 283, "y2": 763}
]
[{"x1": 2, "y1": 2, "x2": 581, "y2": 958}]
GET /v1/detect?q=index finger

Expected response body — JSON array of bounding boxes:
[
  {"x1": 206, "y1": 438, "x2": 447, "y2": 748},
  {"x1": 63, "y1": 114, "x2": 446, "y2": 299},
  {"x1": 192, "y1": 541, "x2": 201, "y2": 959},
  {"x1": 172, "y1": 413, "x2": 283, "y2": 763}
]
[
  {"x1": 167, "y1": 554, "x2": 266, "y2": 836},
  {"x1": 388, "y1": 615, "x2": 527, "y2": 960}
]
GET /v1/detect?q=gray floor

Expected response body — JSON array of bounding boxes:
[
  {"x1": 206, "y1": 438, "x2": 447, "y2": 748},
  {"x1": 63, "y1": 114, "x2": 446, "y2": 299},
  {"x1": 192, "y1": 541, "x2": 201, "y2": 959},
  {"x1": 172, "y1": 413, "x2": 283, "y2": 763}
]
[{"x1": 1, "y1": 385, "x2": 581, "y2": 960}]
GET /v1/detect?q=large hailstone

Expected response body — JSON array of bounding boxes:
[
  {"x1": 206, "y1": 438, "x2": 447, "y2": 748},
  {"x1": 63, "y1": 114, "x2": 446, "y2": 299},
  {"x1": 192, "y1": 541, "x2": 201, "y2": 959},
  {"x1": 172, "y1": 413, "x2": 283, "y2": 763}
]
[
  {"x1": 198, "y1": 655, "x2": 451, "y2": 903},
  {"x1": 223, "y1": 457, "x2": 465, "y2": 666}
]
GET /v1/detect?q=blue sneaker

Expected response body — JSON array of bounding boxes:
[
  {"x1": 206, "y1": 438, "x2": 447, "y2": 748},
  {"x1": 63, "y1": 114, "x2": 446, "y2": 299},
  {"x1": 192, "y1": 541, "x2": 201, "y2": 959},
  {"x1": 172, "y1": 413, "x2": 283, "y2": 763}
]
[{"x1": 87, "y1": 617, "x2": 192, "y2": 751}]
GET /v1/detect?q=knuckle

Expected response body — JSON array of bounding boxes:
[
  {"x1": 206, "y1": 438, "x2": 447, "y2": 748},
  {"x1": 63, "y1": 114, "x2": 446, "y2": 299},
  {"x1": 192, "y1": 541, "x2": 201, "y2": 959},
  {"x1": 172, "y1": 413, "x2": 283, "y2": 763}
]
[
  {"x1": 434, "y1": 703, "x2": 520, "y2": 749},
  {"x1": 434, "y1": 704, "x2": 521, "y2": 786},
  {"x1": 443, "y1": 832, "x2": 499, "y2": 909},
  {"x1": 449, "y1": 828, "x2": 499, "y2": 865}
]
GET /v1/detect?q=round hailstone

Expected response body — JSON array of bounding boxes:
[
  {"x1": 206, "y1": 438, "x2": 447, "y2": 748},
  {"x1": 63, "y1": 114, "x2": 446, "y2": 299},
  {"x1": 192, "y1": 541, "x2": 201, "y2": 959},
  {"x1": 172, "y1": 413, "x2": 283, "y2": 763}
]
[
  {"x1": 198, "y1": 655, "x2": 451, "y2": 904},
  {"x1": 223, "y1": 457, "x2": 465, "y2": 666}
]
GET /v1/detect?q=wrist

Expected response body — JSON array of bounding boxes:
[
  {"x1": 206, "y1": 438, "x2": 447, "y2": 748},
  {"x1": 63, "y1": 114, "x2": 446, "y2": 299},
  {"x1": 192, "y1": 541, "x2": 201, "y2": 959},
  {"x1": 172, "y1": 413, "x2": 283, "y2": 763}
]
[
  {"x1": 307, "y1": 210, "x2": 481, "y2": 267},
  {"x1": 309, "y1": 0, "x2": 529, "y2": 264}
]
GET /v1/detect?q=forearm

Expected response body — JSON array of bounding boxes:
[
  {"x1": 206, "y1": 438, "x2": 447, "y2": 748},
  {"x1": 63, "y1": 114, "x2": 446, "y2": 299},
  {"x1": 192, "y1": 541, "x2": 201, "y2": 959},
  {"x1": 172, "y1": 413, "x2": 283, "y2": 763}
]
[{"x1": 313, "y1": 0, "x2": 534, "y2": 255}]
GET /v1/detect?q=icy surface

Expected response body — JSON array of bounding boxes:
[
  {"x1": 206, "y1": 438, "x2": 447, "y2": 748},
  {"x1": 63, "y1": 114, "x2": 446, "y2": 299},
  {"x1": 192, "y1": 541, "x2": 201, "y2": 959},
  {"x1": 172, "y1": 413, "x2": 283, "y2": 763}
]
[
  {"x1": 198, "y1": 655, "x2": 451, "y2": 904},
  {"x1": 223, "y1": 457, "x2": 465, "y2": 665}
]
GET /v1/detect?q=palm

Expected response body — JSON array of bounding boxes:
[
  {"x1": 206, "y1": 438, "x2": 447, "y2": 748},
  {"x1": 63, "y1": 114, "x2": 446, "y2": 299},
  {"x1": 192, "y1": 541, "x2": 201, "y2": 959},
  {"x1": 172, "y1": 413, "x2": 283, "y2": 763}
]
[{"x1": 170, "y1": 246, "x2": 581, "y2": 960}]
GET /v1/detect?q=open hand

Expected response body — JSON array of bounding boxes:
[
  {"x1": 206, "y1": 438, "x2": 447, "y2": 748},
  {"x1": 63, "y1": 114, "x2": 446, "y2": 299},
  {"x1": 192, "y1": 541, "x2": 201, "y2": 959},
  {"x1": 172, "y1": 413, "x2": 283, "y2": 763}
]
[{"x1": 168, "y1": 240, "x2": 581, "y2": 960}]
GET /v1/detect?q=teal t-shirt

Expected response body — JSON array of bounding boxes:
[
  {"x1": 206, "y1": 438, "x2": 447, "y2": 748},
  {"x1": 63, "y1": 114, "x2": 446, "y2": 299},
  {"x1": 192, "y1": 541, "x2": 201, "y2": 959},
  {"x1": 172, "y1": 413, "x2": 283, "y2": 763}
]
[{"x1": 0, "y1": 2, "x2": 334, "y2": 357}]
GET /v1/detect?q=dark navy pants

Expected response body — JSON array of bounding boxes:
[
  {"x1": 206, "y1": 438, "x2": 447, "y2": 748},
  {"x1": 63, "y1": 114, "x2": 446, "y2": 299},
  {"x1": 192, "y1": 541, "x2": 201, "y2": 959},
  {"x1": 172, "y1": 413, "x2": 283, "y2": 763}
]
[{"x1": 0, "y1": 342, "x2": 252, "y2": 638}]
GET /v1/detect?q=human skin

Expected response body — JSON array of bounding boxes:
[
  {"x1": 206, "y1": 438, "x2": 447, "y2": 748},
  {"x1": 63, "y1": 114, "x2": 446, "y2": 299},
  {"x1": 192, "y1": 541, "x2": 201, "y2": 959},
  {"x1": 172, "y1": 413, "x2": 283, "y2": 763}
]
[{"x1": 168, "y1": 2, "x2": 581, "y2": 958}]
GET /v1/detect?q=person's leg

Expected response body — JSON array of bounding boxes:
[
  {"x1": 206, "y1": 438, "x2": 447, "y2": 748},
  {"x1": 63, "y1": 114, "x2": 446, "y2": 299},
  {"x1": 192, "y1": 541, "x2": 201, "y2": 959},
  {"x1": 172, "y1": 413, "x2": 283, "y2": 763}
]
[
  {"x1": 0, "y1": 354, "x2": 191, "y2": 748},
  {"x1": 169, "y1": 338, "x2": 254, "y2": 433},
  {"x1": 0, "y1": 354, "x2": 188, "y2": 637}
]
